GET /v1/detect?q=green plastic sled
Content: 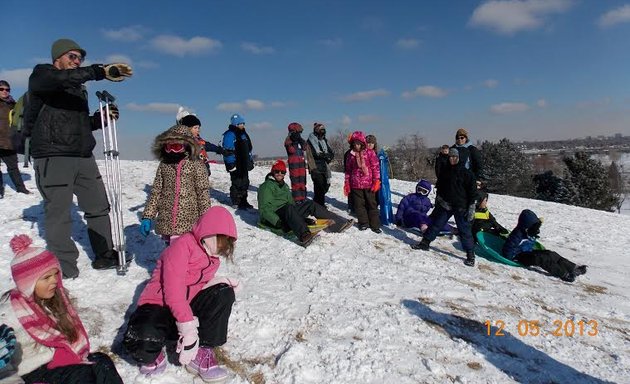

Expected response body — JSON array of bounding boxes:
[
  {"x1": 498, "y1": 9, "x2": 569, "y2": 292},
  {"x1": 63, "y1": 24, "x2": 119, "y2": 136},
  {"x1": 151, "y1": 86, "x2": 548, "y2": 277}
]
[{"x1": 475, "y1": 232, "x2": 545, "y2": 267}]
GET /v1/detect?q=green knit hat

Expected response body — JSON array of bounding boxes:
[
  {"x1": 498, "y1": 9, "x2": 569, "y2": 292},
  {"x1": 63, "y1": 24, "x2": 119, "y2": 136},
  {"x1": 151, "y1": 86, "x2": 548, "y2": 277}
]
[{"x1": 51, "y1": 38, "x2": 86, "y2": 62}]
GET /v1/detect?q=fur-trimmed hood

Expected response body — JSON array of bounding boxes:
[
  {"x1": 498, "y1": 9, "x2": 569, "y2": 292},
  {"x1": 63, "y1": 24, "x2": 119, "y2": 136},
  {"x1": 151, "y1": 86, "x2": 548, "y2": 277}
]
[{"x1": 151, "y1": 124, "x2": 200, "y2": 160}]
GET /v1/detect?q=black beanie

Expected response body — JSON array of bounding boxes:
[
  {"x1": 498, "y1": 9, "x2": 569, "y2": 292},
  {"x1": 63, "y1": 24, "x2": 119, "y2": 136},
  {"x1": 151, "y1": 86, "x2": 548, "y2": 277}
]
[{"x1": 180, "y1": 114, "x2": 201, "y2": 127}]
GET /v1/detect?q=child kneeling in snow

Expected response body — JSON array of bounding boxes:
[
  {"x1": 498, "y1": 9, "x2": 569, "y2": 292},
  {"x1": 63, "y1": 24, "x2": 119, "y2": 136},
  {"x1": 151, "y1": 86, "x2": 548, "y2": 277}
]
[
  {"x1": 502, "y1": 209, "x2": 587, "y2": 282},
  {"x1": 0, "y1": 235, "x2": 123, "y2": 384},
  {"x1": 471, "y1": 191, "x2": 509, "y2": 242},
  {"x1": 395, "y1": 179, "x2": 452, "y2": 234},
  {"x1": 123, "y1": 206, "x2": 239, "y2": 382}
]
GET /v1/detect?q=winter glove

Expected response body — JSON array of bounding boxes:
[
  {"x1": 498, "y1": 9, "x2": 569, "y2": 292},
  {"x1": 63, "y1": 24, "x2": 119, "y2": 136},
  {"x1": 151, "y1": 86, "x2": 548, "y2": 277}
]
[
  {"x1": 176, "y1": 318, "x2": 199, "y2": 365},
  {"x1": 0, "y1": 324, "x2": 16, "y2": 369},
  {"x1": 139, "y1": 218, "x2": 152, "y2": 237},
  {"x1": 97, "y1": 103, "x2": 119, "y2": 120},
  {"x1": 104, "y1": 63, "x2": 133, "y2": 82},
  {"x1": 305, "y1": 217, "x2": 317, "y2": 226},
  {"x1": 467, "y1": 204, "x2": 475, "y2": 222},
  {"x1": 343, "y1": 181, "x2": 350, "y2": 197},
  {"x1": 370, "y1": 179, "x2": 381, "y2": 193}
]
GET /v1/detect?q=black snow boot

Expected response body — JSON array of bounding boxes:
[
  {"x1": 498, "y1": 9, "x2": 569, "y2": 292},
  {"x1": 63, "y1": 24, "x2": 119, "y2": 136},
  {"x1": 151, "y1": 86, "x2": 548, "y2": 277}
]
[
  {"x1": 464, "y1": 251, "x2": 476, "y2": 267},
  {"x1": 412, "y1": 238, "x2": 431, "y2": 251}
]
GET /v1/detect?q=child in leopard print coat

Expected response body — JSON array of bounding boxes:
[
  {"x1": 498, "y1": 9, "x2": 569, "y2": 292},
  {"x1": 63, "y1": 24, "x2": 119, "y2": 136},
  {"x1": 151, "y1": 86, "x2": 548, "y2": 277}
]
[{"x1": 140, "y1": 124, "x2": 211, "y2": 244}]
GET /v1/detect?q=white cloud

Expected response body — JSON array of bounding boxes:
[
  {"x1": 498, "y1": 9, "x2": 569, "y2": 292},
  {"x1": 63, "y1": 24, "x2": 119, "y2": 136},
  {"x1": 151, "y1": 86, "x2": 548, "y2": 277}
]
[
  {"x1": 270, "y1": 101, "x2": 289, "y2": 108},
  {"x1": 341, "y1": 115, "x2": 352, "y2": 126},
  {"x1": 105, "y1": 54, "x2": 133, "y2": 65},
  {"x1": 126, "y1": 102, "x2": 183, "y2": 114},
  {"x1": 318, "y1": 38, "x2": 343, "y2": 48},
  {"x1": 490, "y1": 102, "x2": 530, "y2": 114},
  {"x1": 469, "y1": 0, "x2": 573, "y2": 35},
  {"x1": 216, "y1": 102, "x2": 244, "y2": 112},
  {"x1": 0, "y1": 68, "x2": 32, "y2": 88},
  {"x1": 395, "y1": 38, "x2": 421, "y2": 49},
  {"x1": 402, "y1": 85, "x2": 448, "y2": 99},
  {"x1": 341, "y1": 89, "x2": 390, "y2": 102},
  {"x1": 597, "y1": 4, "x2": 630, "y2": 28},
  {"x1": 358, "y1": 115, "x2": 381, "y2": 123},
  {"x1": 150, "y1": 35, "x2": 222, "y2": 56},
  {"x1": 484, "y1": 79, "x2": 499, "y2": 88},
  {"x1": 244, "y1": 99, "x2": 265, "y2": 110},
  {"x1": 241, "y1": 42, "x2": 275, "y2": 55},
  {"x1": 251, "y1": 122, "x2": 273, "y2": 130},
  {"x1": 102, "y1": 26, "x2": 146, "y2": 42},
  {"x1": 537, "y1": 98, "x2": 547, "y2": 108}
]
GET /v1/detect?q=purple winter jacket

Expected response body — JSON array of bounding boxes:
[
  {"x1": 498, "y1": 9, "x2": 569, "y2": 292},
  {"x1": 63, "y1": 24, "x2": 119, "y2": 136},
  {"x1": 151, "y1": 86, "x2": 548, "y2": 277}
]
[
  {"x1": 137, "y1": 206, "x2": 238, "y2": 322},
  {"x1": 395, "y1": 193, "x2": 433, "y2": 228}
]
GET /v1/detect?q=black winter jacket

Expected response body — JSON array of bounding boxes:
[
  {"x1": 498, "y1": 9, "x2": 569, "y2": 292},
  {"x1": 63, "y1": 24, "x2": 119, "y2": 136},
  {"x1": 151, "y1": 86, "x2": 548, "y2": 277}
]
[
  {"x1": 451, "y1": 143, "x2": 484, "y2": 181},
  {"x1": 435, "y1": 163, "x2": 476, "y2": 210},
  {"x1": 27, "y1": 63, "x2": 106, "y2": 158}
]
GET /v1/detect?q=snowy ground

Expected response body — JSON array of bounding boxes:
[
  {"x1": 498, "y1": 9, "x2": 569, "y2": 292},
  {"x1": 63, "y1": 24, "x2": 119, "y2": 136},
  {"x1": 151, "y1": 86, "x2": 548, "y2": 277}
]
[{"x1": 1, "y1": 161, "x2": 629, "y2": 384}]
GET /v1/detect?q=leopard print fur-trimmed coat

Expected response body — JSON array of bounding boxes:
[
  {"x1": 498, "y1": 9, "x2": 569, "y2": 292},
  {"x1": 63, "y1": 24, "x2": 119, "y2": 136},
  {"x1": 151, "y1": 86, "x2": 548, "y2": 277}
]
[{"x1": 142, "y1": 124, "x2": 211, "y2": 236}]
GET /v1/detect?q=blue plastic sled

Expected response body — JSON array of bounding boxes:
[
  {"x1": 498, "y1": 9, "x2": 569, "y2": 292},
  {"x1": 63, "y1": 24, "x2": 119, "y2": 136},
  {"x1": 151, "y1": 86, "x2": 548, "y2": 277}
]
[
  {"x1": 475, "y1": 232, "x2": 545, "y2": 267},
  {"x1": 378, "y1": 149, "x2": 394, "y2": 225}
]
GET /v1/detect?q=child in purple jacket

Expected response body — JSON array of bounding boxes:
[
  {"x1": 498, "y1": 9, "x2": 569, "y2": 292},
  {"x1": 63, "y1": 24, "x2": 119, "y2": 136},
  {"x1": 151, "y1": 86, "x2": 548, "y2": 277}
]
[{"x1": 395, "y1": 179, "x2": 452, "y2": 234}]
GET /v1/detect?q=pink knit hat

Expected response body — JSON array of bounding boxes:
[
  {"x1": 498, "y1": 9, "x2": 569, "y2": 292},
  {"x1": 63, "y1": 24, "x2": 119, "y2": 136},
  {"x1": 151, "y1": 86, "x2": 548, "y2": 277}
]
[{"x1": 10, "y1": 234, "x2": 61, "y2": 297}]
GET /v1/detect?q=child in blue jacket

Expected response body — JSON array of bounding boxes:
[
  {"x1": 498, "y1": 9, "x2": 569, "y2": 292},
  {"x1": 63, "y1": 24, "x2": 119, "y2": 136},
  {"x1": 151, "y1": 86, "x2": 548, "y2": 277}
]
[{"x1": 502, "y1": 209, "x2": 587, "y2": 282}]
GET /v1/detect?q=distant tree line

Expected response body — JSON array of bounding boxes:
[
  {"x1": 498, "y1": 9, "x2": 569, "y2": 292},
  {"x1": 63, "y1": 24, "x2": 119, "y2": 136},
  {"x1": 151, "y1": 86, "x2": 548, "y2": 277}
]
[{"x1": 328, "y1": 130, "x2": 626, "y2": 212}]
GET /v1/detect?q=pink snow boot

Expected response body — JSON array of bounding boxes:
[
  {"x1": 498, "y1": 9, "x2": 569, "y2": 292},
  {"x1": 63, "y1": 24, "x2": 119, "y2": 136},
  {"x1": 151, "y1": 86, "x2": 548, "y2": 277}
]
[
  {"x1": 139, "y1": 349, "x2": 167, "y2": 376},
  {"x1": 186, "y1": 347, "x2": 229, "y2": 383}
]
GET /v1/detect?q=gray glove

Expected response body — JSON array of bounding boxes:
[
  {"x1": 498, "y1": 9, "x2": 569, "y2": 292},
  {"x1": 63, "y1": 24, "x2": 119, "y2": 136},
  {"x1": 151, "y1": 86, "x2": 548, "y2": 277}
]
[
  {"x1": 104, "y1": 63, "x2": 133, "y2": 82},
  {"x1": 467, "y1": 204, "x2": 475, "y2": 222}
]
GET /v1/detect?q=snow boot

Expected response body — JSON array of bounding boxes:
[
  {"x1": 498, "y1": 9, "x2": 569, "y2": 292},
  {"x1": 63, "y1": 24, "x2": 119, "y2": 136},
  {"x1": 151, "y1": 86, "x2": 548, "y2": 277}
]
[
  {"x1": 358, "y1": 224, "x2": 369, "y2": 231},
  {"x1": 371, "y1": 227, "x2": 382, "y2": 234},
  {"x1": 411, "y1": 238, "x2": 430, "y2": 251},
  {"x1": 574, "y1": 265, "x2": 587, "y2": 277},
  {"x1": 186, "y1": 347, "x2": 229, "y2": 383},
  {"x1": 464, "y1": 251, "x2": 476, "y2": 267},
  {"x1": 139, "y1": 349, "x2": 167, "y2": 376},
  {"x1": 298, "y1": 232, "x2": 317, "y2": 247}
]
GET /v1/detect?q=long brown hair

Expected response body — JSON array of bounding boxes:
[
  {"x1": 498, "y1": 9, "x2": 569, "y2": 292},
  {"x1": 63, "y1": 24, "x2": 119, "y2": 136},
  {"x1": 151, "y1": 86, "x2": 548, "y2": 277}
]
[
  {"x1": 35, "y1": 287, "x2": 79, "y2": 343},
  {"x1": 216, "y1": 234, "x2": 236, "y2": 263}
]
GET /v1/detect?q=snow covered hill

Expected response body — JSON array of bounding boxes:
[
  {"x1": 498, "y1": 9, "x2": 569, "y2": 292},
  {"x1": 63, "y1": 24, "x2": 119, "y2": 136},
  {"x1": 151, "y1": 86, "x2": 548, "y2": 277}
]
[{"x1": 1, "y1": 161, "x2": 628, "y2": 384}]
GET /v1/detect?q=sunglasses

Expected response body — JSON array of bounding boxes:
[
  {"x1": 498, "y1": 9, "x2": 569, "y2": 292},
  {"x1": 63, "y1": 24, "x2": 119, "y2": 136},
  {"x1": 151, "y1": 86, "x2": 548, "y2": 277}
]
[
  {"x1": 66, "y1": 52, "x2": 85, "y2": 63},
  {"x1": 273, "y1": 170, "x2": 287, "y2": 175},
  {"x1": 456, "y1": 136, "x2": 466, "y2": 140},
  {"x1": 164, "y1": 142, "x2": 185, "y2": 153},
  {"x1": 0, "y1": 87, "x2": 10, "y2": 92}
]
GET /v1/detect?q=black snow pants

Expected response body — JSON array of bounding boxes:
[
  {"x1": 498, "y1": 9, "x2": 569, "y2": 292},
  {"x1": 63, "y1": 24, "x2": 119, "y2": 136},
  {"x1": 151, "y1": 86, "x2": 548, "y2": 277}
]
[
  {"x1": 310, "y1": 170, "x2": 330, "y2": 206},
  {"x1": 276, "y1": 199, "x2": 348, "y2": 238},
  {"x1": 123, "y1": 284, "x2": 235, "y2": 364},
  {"x1": 22, "y1": 352, "x2": 123, "y2": 384},
  {"x1": 516, "y1": 250, "x2": 576, "y2": 278},
  {"x1": 351, "y1": 188, "x2": 380, "y2": 230}
]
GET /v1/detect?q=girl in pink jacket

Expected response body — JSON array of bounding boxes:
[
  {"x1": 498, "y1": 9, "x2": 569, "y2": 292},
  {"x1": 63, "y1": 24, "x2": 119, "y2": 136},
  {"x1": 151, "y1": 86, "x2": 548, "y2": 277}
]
[
  {"x1": 344, "y1": 131, "x2": 382, "y2": 233},
  {"x1": 123, "y1": 206, "x2": 239, "y2": 382}
]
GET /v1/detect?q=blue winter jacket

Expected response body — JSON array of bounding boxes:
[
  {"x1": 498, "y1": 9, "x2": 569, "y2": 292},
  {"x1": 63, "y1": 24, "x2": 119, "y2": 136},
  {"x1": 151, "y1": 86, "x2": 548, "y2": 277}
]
[
  {"x1": 222, "y1": 125, "x2": 253, "y2": 173},
  {"x1": 502, "y1": 209, "x2": 540, "y2": 260},
  {"x1": 395, "y1": 193, "x2": 432, "y2": 228}
]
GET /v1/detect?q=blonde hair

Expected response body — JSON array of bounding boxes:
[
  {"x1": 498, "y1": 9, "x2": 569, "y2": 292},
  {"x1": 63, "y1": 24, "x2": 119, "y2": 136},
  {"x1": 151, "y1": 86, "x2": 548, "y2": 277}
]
[
  {"x1": 35, "y1": 287, "x2": 79, "y2": 343},
  {"x1": 216, "y1": 234, "x2": 236, "y2": 263}
]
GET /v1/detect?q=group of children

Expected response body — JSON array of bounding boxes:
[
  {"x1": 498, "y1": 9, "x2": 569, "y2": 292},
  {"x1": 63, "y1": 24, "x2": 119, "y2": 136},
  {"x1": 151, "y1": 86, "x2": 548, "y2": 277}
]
[{"x1": 0, "y1": 117, "x2": 589, "y2": 383}]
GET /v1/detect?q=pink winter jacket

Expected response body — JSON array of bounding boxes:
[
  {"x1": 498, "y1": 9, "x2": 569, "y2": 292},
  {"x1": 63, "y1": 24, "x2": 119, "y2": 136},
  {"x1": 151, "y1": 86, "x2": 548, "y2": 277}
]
[
  {"x1": 137, "y1": 206, "x2": 238, "y2": 323},
  {"x1": 345, "y1": 149, "x2": 380, "y2": 190}
]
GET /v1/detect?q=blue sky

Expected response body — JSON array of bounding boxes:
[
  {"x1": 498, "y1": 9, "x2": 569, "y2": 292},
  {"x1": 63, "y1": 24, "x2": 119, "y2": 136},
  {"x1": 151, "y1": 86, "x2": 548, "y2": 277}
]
[{"x1": 2, "y1": 0, "x2": 630, "y2": 159}]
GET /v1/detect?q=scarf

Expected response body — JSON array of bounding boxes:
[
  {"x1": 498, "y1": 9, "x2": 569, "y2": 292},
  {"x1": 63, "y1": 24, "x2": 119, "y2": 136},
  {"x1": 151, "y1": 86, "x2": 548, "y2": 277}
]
[
  {"x1": 10, "y1": 289, "x2": 90, "y2": 369},
  {"x1": 352, "y1": 149, "x2": 369, "y2": 176}
]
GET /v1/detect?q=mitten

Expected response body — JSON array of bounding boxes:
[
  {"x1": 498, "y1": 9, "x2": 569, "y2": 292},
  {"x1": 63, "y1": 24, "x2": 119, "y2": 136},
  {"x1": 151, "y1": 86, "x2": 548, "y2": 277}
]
[
  {"x1": 370, "y1": 179, "x2": 381, "y2": 193},
  {"x1": 467, "y1": 204, "x2": 475, "y2": 222},
  {"x1": 305, "y1": 217, "x2": 317, "y2": 226},
  {"x1": 139, "y1": 218, "x2": 152, "y2": 237},
  {"x1": 227, "y1": 164, "x2": 237, "y2": 172},
  {"x1": 107, "y1": 104, "x2": 119, "y2": 120},
  {"x1": 104, "y1": 63, "x2": 133, "y2": 82},
  {"x1": 343, "y1": 181, "x2": 350, "y2": 197},
  {"x1": 176, "y1": 317, "x2": 199, "y2": 365},
  {"x1": 0, "y1": 324, "x2": 16, "y2": 369}
]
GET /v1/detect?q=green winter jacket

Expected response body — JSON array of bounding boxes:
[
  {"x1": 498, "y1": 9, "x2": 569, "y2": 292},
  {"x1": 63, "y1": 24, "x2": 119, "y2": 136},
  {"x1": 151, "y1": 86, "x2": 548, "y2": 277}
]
[{"x1": 257, "y1": 173, "x2": 294, "y2": 227}]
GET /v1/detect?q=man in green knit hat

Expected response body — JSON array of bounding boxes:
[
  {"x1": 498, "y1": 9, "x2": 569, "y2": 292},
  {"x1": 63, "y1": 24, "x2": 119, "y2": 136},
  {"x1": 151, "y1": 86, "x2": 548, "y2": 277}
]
[{"x1": 26, "y1": 38, "x2": 133, "y2": 278}]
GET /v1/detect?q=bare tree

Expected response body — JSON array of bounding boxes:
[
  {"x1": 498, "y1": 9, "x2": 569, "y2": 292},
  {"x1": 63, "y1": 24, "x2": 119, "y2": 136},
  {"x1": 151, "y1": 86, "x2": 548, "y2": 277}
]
[
  {"x1": 328, "y1": 129, "x2": 350, "y2": 172},
  {"x1": 388, "y1": 134, "x2": 433, "y2": 182}
]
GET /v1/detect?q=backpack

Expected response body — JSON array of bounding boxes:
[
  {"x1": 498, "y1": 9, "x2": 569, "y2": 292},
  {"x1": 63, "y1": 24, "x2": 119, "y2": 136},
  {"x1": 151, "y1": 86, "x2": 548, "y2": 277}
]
[{"x1": 8, "y1": 92, "x2": 37, "y2": 164}]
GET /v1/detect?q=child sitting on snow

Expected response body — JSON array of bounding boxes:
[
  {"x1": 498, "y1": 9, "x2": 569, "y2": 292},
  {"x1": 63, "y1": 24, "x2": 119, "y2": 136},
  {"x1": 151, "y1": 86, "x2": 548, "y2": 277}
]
[
  {"x1": 0, "y1": 235, "x2": 124, "y2": 384},
  {"x1": 502, "y1": 209, "x2": 587, "y2": 282},
  {"x1": 471, "y1": 191, "x2": 509, "y2": 242},
  {"x1": 395, "y1": 179, "x2": 453, "y2": 235},
  {"x1": 123, "y1": 206, "x2": 240, "y2": 381},
  {"x1": 139, "y1": 123, "x2": 211, "y2": 244}
]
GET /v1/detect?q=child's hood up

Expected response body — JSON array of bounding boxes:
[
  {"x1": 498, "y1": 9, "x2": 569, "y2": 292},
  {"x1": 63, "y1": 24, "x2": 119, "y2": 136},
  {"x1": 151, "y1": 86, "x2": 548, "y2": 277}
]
[{"x1": 191, "y1": 206, "x2": 238, "y2": 243}]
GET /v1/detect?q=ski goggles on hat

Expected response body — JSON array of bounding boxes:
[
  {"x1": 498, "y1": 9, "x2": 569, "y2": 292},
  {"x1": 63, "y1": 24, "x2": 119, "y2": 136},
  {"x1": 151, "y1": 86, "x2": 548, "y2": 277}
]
[
  {"x1": 164, "y1": 142, "x2": 185, "y2": 153},
  {"x1": 416, "y1": 186, "x2": 430, "y2": 195}
]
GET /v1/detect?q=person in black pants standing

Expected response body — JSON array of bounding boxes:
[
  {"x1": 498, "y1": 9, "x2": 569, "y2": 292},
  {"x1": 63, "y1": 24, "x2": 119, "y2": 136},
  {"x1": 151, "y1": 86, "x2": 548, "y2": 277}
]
[{"x1": 0, "y1": 80, "x2": 30, "y2": 198}]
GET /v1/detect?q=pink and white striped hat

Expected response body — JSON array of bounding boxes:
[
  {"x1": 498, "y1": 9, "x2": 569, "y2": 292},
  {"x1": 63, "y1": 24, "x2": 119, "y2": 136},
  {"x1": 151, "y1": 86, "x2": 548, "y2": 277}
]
[{"x1": 9, "y1": 234, "x2": 61, "y2": 297}]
